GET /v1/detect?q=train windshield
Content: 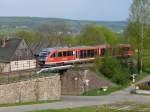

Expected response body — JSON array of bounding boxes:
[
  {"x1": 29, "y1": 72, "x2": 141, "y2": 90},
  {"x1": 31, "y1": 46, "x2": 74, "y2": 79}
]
[
  {"x1": 39, "y1": 50, "x2": 51, "y2": 59},
  {"x1": 39, "y1": 48, "x2": 53, "y2": 58},
  {"x1": 39, "y1": 52, "x2": 50, "y2": 58}
]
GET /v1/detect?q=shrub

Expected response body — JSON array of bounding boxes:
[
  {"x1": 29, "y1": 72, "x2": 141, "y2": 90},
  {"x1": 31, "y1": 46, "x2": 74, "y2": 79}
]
[
  {"x1": 94, "y1": 56, "x2": 102, "y2": 72},
  {"x1": 100, "y1": 56, "x2": 130, "y2": 85}
]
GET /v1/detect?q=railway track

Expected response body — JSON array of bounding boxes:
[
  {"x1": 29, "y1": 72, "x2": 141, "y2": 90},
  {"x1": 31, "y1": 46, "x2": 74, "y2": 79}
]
[
  {"x1": 0, "y1": 63, "x2": 94, "y2": 77},
  {"x1": 36, "y1": 63, "x2": 94, "y2": 74}
]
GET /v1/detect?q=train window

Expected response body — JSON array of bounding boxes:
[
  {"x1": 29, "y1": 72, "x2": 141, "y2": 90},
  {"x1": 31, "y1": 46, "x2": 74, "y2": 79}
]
[
  {"x1": 58, "y1": 52, "x2": 62, "y2": 57},
  {"x1": 87, "y1": 50, "x2": 97, "y2": 57},
  {"x1": 80, "y1": 50, "x2": 84, "y2": 58},
  {"x1": 51, "y1": 53, "x2": 56, "y2": 58},
  {"x1": 80, "y1": 49, "x2": 97, "y2": 58},
  {"x1": 83, "y1": 50, "x2": 87, "y2": 57},
  {"x1": 68, "y1": 51, "x2": 73, "y2": 56},
  {"x1": 87, "y1": 50, "x2": 91, "y2": 57},
  {"x1": 94, "y1": 50, "x2": 97, "y2": 56},
  {"x1": 63, "y1": 51, "x2": 67, "y2": 56},
  {"x1": 123, "y1": 47, "x2": 129, "y2": 51}
]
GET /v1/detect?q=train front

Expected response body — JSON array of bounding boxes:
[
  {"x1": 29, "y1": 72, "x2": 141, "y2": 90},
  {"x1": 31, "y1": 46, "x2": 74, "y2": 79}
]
[{"x1": 38, "y1": 48, "x2": 52, "y2": 67}]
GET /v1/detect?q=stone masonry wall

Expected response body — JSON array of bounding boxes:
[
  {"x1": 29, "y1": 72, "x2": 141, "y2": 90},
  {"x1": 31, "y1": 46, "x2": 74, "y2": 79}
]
[
  {"x1": 61, "y1": 70, "x2": 112, "y2": 95},
  {"x1": 0, "y1": 74, "x2": 61, "y2": 104}
]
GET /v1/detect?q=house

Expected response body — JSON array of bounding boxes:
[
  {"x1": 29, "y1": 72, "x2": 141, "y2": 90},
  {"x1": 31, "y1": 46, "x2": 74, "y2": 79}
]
[
  {"x1": 134, "y1": 75, "x2": 150, "y2": 94},
  {"x1": 0, "y1": 37, "x2": 36, "y2": 73}
]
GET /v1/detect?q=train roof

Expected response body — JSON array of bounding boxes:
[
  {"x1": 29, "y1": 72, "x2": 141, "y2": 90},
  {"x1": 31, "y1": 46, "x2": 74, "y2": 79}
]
[
  {"x1": 41, "y1": 44, "x2": 131, "y2": 53},
  {"x1": 42, "y1": 46, "x2": 98, "y2": 52},
  {"x1": 41, "y1": 47, "x2": 68, "y2": 52}
]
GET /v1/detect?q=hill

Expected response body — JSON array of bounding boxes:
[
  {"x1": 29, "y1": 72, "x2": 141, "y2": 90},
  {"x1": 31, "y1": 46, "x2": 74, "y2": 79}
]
[{"x1": 0, "y1": 17, "x2": 127, "y2": 35}]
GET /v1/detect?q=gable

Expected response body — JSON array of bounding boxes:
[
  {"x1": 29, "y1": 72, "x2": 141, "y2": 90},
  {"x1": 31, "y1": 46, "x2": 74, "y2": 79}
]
[
  {"x1": 0, "y1": 38, "x2": 22, "y2": 62},
  {"x1": 12, "y1": 39, "x2": 34, "y2": 60},
  {"x1": 0, "y1": 38, "x2": 34, "y2": 62}
]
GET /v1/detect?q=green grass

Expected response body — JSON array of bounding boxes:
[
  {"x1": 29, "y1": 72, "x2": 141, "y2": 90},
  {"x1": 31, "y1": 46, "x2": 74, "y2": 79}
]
[
  {"x1": 0, "y1": 100, "x2": 60, "y2": 107},
  {"x1": 82, "y1": 86, "x2": 122, "y2": 96},
  {"x1": 28, "y1": 103, "x2": 150, "y2": 112},
  {"x1": 29, "y1": 106, "x2": 126, "y2": 112}
]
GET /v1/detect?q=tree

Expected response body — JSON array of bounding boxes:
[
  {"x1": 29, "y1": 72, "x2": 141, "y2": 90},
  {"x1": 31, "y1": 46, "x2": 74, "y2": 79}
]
[
  {"x1": 100, "y1": 55, "x2": 130, "y2": 85},
  {"x1": 125, "y1": 0, "x2": 150, "y2": 73},
  {"x1": 34, "y1": 22, "x2": 72, "y2": 46},
  {"x1": 15, "y1": 30, "x2": 37, "y2": 44},
  {"x1": 77, "y1": 25, "x2": 118, "y2": 46},
  {"x1": 94, "y1": 56, "x2": 102, "y2": 72}
]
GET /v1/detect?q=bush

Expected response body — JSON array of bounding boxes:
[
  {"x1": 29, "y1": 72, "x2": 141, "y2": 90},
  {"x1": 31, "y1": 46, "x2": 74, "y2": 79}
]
[
  {"x1": 94, "y1": 56, "x2": 102, "y2": 72},
  {"x1": 100, "y1": 56, "x2": 130, "y2": 85}
]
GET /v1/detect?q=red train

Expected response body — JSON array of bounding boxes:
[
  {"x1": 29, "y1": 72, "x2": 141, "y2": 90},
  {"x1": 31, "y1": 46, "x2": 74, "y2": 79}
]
[{"x1": 38, "y1": 44, "x2": 133, "y2": 67}]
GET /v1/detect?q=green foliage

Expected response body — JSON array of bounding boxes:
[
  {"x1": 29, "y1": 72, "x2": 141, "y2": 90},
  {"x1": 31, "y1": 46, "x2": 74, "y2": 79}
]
[
  {"x1": 124, "y1": 22, "x2": 141, "y2": 49},
  {"x1": 124, "y1": 22, "x2": 150, "y2": 50},
  {"x1": 124, "y1": 22, "x2": 150, "y2": 73},
  {"x1": 94, "y1": 56, "x2": 102, "y2": 72},
  {"x1": 15, "y1": 30, "x2": 37, "y2": 44},
  {"x1": 100, "y1": 56, "x2": 130, "y2": 85},
  {"x1": 77, "y1": 25, "x2": 118, "y2": 46},
  {"x1": 12, "y1": 22, "x2": 120, "y2": 48},
  {"x1": 125, "y1": 0, "x2": 150, "y2": 73},
  {"x1": 100, "y1": 26, "x2": 118, "y2": 44}
]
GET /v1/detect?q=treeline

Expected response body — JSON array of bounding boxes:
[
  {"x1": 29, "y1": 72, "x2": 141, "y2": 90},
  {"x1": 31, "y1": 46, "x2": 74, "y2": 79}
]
[{"x1": 14, "y1": 23, "x2": 120, "y2": 47}]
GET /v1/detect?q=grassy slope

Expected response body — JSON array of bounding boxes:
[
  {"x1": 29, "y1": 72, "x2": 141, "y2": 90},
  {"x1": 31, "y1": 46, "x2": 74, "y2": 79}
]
[
  {"x1": 29, "y1": 103, "x2": 150, "y2": 112},
  {"x1": 82, "y1": 86, "x2": 122, "y2": 96},
  {"x1": 29, "y1": 106, "x2": 124, "y2": 112}
]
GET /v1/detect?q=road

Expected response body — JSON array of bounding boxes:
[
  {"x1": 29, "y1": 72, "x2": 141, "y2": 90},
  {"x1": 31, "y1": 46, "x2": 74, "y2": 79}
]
[{"x1": 0, "y1": 86, "x2": 150, "y2": 112}]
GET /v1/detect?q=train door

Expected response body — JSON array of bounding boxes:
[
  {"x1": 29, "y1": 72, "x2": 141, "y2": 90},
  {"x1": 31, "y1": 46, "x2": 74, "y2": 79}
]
[{"x1": 76, "y1": 50, "x2": 79, "y2": 60}]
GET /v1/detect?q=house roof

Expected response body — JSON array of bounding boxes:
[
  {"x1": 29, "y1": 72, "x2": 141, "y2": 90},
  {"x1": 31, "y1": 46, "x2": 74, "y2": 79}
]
[
  {"x1": 136, "y1": 75, "x2": 150, "y2": 85},
  {"x1": 0, "y1": 38, "x2": 23, "y2": 62}
]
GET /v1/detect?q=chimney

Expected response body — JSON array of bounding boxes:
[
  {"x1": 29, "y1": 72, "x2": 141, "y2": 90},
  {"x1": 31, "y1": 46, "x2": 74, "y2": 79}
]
[{"x1": 1, "y1": 36, "x2": 8, "y2": 47}]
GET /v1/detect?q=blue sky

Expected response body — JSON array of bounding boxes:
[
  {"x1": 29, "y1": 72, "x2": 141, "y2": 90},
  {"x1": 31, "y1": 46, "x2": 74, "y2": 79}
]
[{"x1": 0, "y1": 0, "x2": 132, "y2": 21}]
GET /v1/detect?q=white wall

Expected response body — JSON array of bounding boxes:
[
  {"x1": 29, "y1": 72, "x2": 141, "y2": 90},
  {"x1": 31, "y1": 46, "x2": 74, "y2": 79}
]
[{"x1": 10, "y1": 59, "x2": 36, "y2": 71}]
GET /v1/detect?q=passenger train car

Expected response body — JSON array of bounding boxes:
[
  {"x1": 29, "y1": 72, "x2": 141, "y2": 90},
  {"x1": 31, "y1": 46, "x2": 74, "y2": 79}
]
[{"x1": 38, "y1": 44, "x2": 133, "y2": 67}]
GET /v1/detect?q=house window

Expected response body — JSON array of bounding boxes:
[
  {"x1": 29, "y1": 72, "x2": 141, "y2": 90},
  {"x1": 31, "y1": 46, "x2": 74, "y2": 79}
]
[{"x1": 15, "y1": 61, "x2": 18, "y2": 65}]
